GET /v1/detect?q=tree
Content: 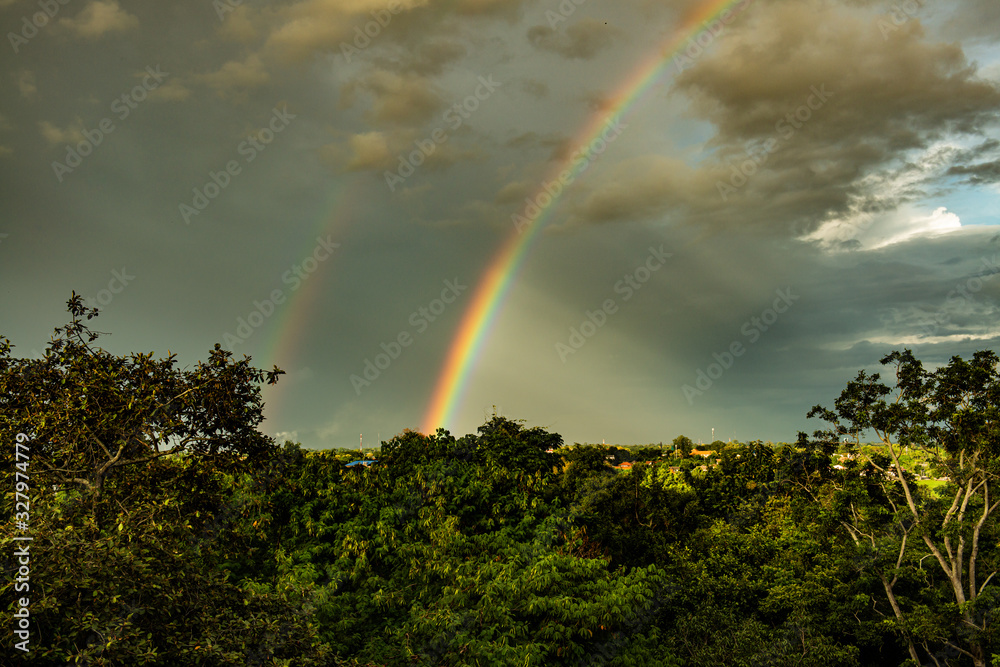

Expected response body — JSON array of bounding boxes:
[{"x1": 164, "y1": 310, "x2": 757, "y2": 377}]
[
  {"x1": 1, "y1": 295, "x2": 329, "y2": 664},
  {"x1": 689, "y1": 440, "x2": 779, "y2": 523},
  {"x1": 0, "y1": 293, "x2": 284, "y2": 511},
  {"x1": 476, "y1": 413, "x2": 563, "y2": 479},
  {"x1": 807, "y1": 349, "x2": 1000, "y2": 666},
  {"x1": 673, "y1": 435, "x2": 694, "y2": 458},
  {"x1": 256, "y1": 418, "x2": 676, "y2": 665},
  {"x1": 631, "y1": 445, "x2": 664, "y2": 462},
  {"x1": 4, "y1": 459, "x2": 330, "y2": 665},
  {"x1": 708, "y1": 440, "x2": 727, "y2": 452}
]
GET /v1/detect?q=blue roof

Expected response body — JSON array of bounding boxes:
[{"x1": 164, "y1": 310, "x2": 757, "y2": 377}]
[{"x1": 344, "y1": 459, "x2": 378, "y2": 467}]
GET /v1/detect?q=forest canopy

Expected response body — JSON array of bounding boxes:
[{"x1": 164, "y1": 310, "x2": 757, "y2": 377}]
[{"x1": 2, "y1": 297, "x2": 1000, "y2": 666}]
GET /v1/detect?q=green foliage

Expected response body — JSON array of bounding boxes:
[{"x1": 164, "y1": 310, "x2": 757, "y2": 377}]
[
  {"x1": 0, "y1": 297, "x2": 326, "y2": 664},
  {"x1": 568, "y1": 461, "x2": 699, "y2": 570},
  {"x1": 0, "y1": 294, "x2": 284, "y2": 507},
  {"x1": 662, "y1": 501, "x2": 890, "y2": 667},
  {"x1": 672, "y1": 435, "x2": 694, "y2": 457},
  {"x1": 5, "y1": 474, "x2": 328, "y2": 665},
  {"x1": 629, "y1": 445, "x2": 666, "y2": 462},
  {"x1": 4, "y1": 308, "x2": 996, "y2": 667},
  {"x1": 807, "y1": 349, "x2": 1000, "y2": 666},
  {"x1": 250, "y1": 419, "x2": 679, "y2": 665}
]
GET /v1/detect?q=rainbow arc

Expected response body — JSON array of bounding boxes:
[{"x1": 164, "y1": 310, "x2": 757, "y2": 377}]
[{"x1": 421, "y1": 0, "x2": 754, "y2": 434}]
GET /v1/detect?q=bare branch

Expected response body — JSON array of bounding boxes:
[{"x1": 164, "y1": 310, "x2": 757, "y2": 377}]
[
  {"x1": 890, "y1": 531, "x2": 908, "y2": 588},
  {"x1": 970, "y1": 482, "x2": 995, "y2": 600},
  {"x1": 881, "y1": 575, "x2": 922, "y2": 665},
  {"x1": 943, "y1": 640, "x2": 976, "y2": 661},
  {"x1": 978, "y1": 571, "x2": 997, "y2": 597},
  {"x1": 920, "y1": 641, "x2": 944, "y2": 667}
]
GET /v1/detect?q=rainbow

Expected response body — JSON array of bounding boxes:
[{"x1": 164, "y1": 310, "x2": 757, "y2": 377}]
[{"x1": 421, "y1": 0, "x2": 753, "y2": 434}]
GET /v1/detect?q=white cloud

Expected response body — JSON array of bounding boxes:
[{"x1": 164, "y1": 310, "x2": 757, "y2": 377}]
[
  {"x1": 345, "y1": 131, "x2": 392, "y2": 169},
  {"x1": 37, "y1": 120, "x2": 84, "y2": 146},
  {"x1": 198, "y1": 54, "x2": 270, "y2": 99},
  {"x1": 59, "y1": 1, "x2": 138, "y2": 39},
  {"x1": 800, "y1": 139, "x2": 989, "y2": 250},
  {"x1": 867, "y1": 206, "x2": 962, "y2": 250}
]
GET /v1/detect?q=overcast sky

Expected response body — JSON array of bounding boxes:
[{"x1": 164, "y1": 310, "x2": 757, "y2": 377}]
[{"x1": 2, "y1": 0, "x2": 999, "y2": 449}]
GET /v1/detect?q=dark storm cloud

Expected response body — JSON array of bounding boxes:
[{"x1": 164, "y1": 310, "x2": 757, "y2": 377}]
[
  {"x1": 567, "y1": 0, "x2": 1000, "y2": 235},
  {"x1": 948, "y1": 161, "x2": 1000, "y2": 185},
  {"x1": 1, "y1": 0, "x2": 998, "y2": 449}
]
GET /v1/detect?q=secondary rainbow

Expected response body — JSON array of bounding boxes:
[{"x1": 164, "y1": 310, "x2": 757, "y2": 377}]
[
  {"x1": 260, "y1": 180, "x2": 353, "y2": 425},
  {"x1": 421, "y1": 0, "x2": 753, "y2": 434}
]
